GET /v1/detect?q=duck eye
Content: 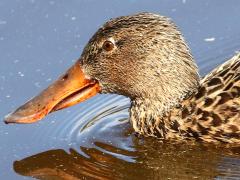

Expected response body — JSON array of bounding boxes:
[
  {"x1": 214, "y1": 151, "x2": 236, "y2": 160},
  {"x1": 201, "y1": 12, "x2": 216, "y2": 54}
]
[{"x1": 102, "y1": 40, "x2": 114, "y2": 51}]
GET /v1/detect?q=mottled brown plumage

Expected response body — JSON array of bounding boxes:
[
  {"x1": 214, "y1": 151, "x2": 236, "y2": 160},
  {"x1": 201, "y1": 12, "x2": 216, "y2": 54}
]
[{"x1": 174, "y1": 54, "x2": 240, "y2": 143}]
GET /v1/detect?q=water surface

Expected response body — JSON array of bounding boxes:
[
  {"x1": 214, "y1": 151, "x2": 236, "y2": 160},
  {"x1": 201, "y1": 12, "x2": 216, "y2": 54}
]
[{"x1": 1, "y1": 0, "x2": 240, "y2": 179}]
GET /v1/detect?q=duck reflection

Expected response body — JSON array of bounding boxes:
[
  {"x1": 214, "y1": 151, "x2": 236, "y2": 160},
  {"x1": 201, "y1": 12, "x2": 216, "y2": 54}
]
[{"x1": 13, "y1": 139, "x2": 240, "y2": 180}]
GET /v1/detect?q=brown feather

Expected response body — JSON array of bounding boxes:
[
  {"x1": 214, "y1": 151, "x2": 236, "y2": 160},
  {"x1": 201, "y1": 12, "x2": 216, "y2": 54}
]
[{"x1": 168, "y1": 53, "x2": 240, "y2": 143}]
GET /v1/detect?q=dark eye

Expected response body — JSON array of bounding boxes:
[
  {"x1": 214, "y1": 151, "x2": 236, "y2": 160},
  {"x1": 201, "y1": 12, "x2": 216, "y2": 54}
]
[{"x1": 102, "y1": 40, "x2": 114, "y2": 51}]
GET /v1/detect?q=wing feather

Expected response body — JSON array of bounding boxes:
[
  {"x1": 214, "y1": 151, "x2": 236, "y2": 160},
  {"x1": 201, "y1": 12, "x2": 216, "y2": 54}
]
[{"x1": 187, "y1": 52, "x2": 240, "y2": 143}]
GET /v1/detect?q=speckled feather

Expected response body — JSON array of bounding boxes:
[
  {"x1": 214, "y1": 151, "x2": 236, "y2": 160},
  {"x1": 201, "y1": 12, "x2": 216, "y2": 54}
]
[{"x1": 179, "y1": 53, "x2": 240, "y2": 143}]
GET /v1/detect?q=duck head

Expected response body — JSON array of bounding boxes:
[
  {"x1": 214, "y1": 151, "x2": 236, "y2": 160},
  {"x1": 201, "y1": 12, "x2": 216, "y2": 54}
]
[{"x1": 4, "y1": 13, "x2": 200, "y2": 129}]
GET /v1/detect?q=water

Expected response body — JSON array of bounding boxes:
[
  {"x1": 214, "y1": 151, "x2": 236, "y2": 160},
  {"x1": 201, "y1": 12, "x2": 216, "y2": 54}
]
[{"x1": 1, "y1": 0, "x2": 240, "y2": 179}]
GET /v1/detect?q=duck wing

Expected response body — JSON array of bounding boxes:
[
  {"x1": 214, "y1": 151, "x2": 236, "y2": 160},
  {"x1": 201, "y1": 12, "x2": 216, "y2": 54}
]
[{"x1": 186, "y1": 52, "x2": 240, "y2": 143}]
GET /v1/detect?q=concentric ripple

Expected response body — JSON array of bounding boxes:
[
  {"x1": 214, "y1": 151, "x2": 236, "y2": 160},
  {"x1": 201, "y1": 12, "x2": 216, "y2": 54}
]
[{"x1": 34, "y1": 94, "x2": 138, "y2": 163}]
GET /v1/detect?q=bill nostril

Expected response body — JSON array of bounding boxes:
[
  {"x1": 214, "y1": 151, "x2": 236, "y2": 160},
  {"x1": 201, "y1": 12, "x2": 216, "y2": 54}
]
[{"x1": 62, "y1": 74, "x2": 69, "y2": 80}]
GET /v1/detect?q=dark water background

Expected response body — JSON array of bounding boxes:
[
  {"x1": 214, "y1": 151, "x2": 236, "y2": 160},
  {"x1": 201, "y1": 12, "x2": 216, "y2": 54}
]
[{"x1": 1, "y1": 0, "x2": 240, "y2": 179}]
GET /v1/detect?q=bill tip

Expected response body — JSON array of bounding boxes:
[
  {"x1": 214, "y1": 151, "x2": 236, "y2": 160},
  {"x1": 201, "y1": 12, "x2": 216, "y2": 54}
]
[{"x1": 4, "y1": 113, "x2": 14, "y2": 124}]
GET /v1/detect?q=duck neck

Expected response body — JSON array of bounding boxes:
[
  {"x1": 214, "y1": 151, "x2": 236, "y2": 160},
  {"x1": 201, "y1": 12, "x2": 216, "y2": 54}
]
[{"x1": 129, "y1": 93, "x2": 194, "y2": 138}]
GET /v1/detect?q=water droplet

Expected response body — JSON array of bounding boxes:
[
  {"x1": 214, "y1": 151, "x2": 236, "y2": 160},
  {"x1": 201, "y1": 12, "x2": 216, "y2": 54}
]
[
  {"x1": 6, "y1": 95, "x2": 11, "y2": 98},
  {"x1": 14, "y1": 59, "x2": 19, "y2": 63},
  {"x1": 46, "y1": 78, "x2": 52, "y2": 82},
  {"x1": 0, "y1": 20, "x2": 7, "y2": 25},
  {"x1": 75, "y1": 34, "x2": 81, "y2": 38},
  {"x1": 34, "y1": 82, "x2": 41, "y2": 88},
  {"x1": 18, "y1": 71, "x2": 24, "y2": 77},
  {"x1": 204, "y1": 37, "x2": 215, "y2": 42},
  {"x1": 71, "y1": 16, "x2": 76, "y2": 21},
  {"x1": 49, "y1": 1, "x2": 55, "y2": 5},
  {"x1": 1, "y1": 76, "x2": 6, "y2": 80}
]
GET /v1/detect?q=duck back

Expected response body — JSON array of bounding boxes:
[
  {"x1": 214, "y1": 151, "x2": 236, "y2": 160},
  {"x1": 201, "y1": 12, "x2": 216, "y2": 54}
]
[{"x1": 177, "y1": 52, "x2": 240, "y2": 143}]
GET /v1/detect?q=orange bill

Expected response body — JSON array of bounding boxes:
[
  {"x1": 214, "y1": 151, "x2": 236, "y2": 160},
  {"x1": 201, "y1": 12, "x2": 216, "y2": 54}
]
[{"x1": 4, "y1": 61, "x2": 101, "y2": 124}]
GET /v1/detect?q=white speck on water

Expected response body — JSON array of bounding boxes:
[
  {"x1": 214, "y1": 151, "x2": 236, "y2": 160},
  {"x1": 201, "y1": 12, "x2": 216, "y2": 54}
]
[
  {"x1": 0, "y1": 37, "x2": 4, "y2": 41},
  {"x1": 34, "y1": 82, "x2": 41, "y2": 88},
  {"x1": 0, "y1": 20, "x2": 7, "y2": 25},
  {"x1": 45, "y1": 14, "x2": 49, "y2": 19},
  {"x1": 6, "y1": 95, "x2": 11, "y2": 98},
  {"x1": 39, "y1": 35, "x2": 45, "y2": 41},
  {"x1": 71, "y1": 16, "x2": 76, "y2": 21},
  {"x1": 1, "y1": 75, "x2": 6, "y2": 80},
  {"x1": 49, "y1": 1, "x2": 55, "y2": 5},
  {"x1": 14, "y1": 59, "x2": 19, "y2": 63},
  {"x1": 75, "y1": 34, "x2": 81, "y2": 38},
  {"x1": 13, "y1": 154, "x2": 19, "y2": 158},
  {"x1": 18, "y1": 71, "x2": 24, "y2": 77},
  {"x1": 204, "y1": 37, "x2": 215, "y2": 42},
  {"x1": 46, "y1": 78, "x2": 52, "y2": 82},
  {"x1": 74, "y1": 45, "x2": 79, "y2": 49},
  {"x1": 182, "y1": 0, "x2": 186, "y2": 3}
]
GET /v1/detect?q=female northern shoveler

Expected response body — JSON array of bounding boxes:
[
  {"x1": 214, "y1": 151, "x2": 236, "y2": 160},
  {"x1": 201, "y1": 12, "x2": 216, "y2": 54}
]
[{"x1": 4, "y1": 12, "x2": 240, "y2": 144}]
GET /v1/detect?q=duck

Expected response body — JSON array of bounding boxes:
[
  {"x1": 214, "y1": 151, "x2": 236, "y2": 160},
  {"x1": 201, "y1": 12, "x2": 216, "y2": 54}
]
[{"x1": 4, "y1": 12, "x2": 240, "y2": 144}]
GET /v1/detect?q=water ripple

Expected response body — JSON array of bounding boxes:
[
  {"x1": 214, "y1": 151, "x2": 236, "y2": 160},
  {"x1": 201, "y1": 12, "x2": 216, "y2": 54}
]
[{"x1": 36, "y1": 94, "x2": 136, "y2": 162}]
